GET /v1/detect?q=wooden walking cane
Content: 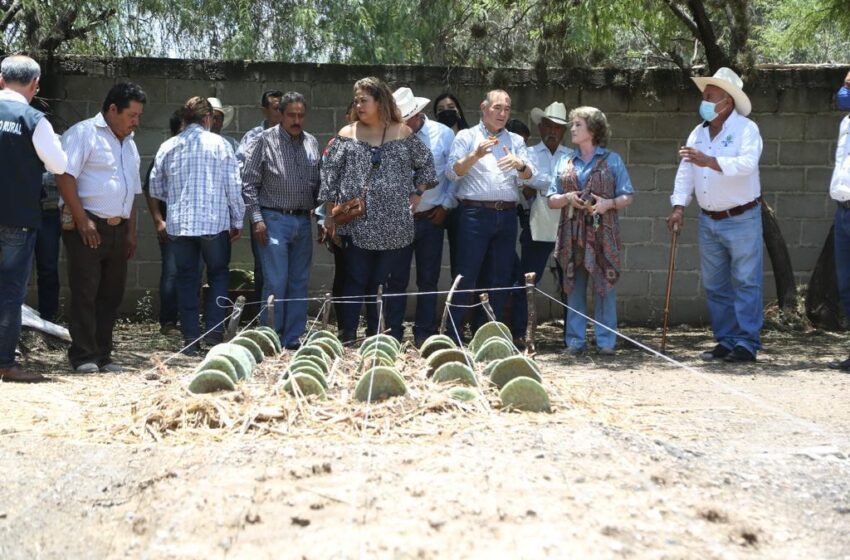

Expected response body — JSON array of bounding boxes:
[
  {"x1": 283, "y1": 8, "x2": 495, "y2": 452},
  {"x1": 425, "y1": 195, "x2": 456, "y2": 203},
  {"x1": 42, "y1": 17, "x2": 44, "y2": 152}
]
[{"x1": 661, "y1": 223, "x2": 679, "y2": 353}]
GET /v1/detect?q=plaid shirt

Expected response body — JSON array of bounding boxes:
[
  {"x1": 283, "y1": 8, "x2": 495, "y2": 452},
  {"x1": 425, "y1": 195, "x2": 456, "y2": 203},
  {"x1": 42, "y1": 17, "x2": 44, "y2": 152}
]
[
  {"x1": 242, "y1": 125, "x2": 319, "y2": 224},
  {"x1": 235, "y1": 122, "x2": 264, "y2": 165},
  {"x1": 149, "y1": 124, "x2": 245, "y2": 236}
]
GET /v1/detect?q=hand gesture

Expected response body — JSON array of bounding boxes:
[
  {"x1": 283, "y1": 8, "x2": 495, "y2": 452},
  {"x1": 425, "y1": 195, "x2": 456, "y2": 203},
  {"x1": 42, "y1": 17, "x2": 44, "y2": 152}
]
[
  {"x1": 678, "y1": 146, "x2": 710, "y2": 167},
  {"x1": 252, "y1": 221, "x2": 268, "y2": 246},
  {"x1": 589, "y1": 193, "x2": 614, "y2": 216},
  {"x1": 474, "y1": 137, "x2": 499, "y2": 158}
]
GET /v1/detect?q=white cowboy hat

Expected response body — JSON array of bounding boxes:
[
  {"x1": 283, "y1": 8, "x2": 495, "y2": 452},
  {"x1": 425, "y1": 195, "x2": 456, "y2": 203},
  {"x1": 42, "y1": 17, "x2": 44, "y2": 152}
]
[
  {"x1": 530, "y1": 101, "x2": 568, "y2": 125},
  {"x1": 393, "y1": 87, "x2": 430, "y2": 120},
  {"x1": 691, "y1": 67, "x2": 752, "y2": 117},
  {"x1": 207, "y1": 97, "x2": 234, "y2": 129}
]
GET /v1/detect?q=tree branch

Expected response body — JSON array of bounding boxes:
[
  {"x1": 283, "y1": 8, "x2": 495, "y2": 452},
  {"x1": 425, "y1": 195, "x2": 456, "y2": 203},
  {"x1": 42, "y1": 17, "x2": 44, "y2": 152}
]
[
  {"x1": 662, "y1": 0, "x2": 699, "y2": 37},
  {"x1": 37, "y1": 7, "x2": 116, "y2": 54},
  {"x1": 0, "y1": 0, "x2": 22, "y2": 34}
]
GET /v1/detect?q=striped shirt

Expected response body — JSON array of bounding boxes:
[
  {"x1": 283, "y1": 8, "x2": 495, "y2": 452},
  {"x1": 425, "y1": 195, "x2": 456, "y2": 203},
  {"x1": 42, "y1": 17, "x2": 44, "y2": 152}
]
[
  {"x1": 236, "y1": 122, "x2": 265, "y2": 165},
  {"x1": 61, "y1": 112, "x2": 141, "y2": 218},
  {"x1": 242, "y1": 126, "x2": 320, "y2": 224},
  {"x1": 148, "y1": 124, "x2": 245, "y2": 236}
]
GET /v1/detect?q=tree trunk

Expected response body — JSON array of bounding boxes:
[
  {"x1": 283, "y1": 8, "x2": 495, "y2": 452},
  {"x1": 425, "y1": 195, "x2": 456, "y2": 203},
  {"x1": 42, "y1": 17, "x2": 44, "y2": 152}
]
[
  {"x1": 761, "y1": 200, "x2": 797, "y2": 312},
  {"x1": 805, "y1": 226, "x2": 844, "y2": 330}
]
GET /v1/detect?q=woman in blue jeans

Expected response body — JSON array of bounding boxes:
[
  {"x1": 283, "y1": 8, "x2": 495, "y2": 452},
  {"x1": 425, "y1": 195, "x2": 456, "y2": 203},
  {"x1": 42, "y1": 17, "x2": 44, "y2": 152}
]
[
  {"x1": 320, "y1": 77, "x2": 436, "y2": 343},
  {"x1": 547, "y1": 106, "x2": 634, "y2": 356}
]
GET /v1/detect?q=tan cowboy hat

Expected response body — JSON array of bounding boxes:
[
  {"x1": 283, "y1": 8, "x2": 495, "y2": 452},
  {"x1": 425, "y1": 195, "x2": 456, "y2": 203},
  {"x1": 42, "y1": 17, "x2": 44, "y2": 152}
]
[
  {"x1": 392, "y1": 87, "x2": 430, "y2": 120},
  {"x1": 530, "y1": 101, "x2": 568, "y2": 125},
  {"x1": 691, "y1": 67, "x2": 752, "y2": 117},
  {"x1": 207, "y1": 97, "x2": 234, "y2": 129}
]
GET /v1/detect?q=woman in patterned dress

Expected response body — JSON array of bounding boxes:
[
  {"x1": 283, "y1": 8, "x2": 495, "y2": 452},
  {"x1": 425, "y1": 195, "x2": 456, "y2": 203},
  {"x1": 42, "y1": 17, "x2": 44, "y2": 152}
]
[
  {"x1": 320, "y1": 77, "x2": 436, "y2": 343},
  {"x1": 547, "y1": 106, "x2": 635, "y2": 356}
]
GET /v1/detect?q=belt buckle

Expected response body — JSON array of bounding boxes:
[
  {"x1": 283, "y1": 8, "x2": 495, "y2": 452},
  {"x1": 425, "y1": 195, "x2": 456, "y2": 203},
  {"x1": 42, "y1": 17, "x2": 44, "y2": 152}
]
[
  {"x1": 106, "y1": 217, "x2": 122, "y2": 226},
  {"x1": 494, "y1": 201, "x2": 504, "y2": 210}
]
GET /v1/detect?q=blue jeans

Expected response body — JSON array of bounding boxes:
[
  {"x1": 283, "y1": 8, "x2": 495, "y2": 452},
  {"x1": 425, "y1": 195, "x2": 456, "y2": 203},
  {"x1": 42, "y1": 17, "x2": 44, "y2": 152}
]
[
  {"x1": 565, "y1": 266, "x2": 618, "y2": 350},
  {"x1": 340, "y1": 238, "x2": 411, "y2": 342},
  {"x1": 250, "y1": 226, "x2": 265, "y2": 316},
  {"x1": 698, "y1": 207, "x2": 763, "y2": 355},
  {"x1": 258, "y1": 211, "x2": 313, "y2": 347},
  {"x1": 386, "y1": 217, "x2": 445, "y2": 342},
  {"x1": 35, "y1": 208, "x2": 61, "y2": 322},
  {"x1": 158, "y1": 238, "x2": 179, "y2": 325},
  {"x1": 171, "y1": 232, "x2": 230, "y2": 344},
  {"x1": 835, "y1": 206, "x2": 850, "y2": 319},
  {"x1": 448, "y1": 205, "x2": 518, "y2": 342},
  {"x1": 511, "y1": 210, "x2": 555, "y2": 338},
  {"x1": 0, "y1": 226, "x2": 37, "y2": 368}
]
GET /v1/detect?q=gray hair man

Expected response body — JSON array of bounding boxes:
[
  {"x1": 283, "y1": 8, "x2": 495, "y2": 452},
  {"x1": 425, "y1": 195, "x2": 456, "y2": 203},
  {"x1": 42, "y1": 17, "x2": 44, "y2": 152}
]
[{"x1": 0, "y1": 55, "x2": 67, "y2": 383}]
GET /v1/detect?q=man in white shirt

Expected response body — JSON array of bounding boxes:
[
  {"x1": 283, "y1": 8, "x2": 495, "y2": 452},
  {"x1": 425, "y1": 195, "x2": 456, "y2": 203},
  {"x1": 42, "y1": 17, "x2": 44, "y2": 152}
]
[
  {"x1": 57, "y1": 83, "x2": 146, "y2": 373},
  {"x1": 666, "y1": 67, "x2": 764, "y2": 363},
  {"x1": 445, "y1": 89, "x2": 535, "y2": 342},
  {"x1": 0, "y1": 55, "x2": 67, "y2": 383},
  {"x1": 511, "y1": 102, "x2": 571, "y2": 344},
  {"x1": 385, "y1": 87, "x2": 456, "y2": 346},
  {"x1": 828, "y1": 70, "x2": 850, "y2": 371}
]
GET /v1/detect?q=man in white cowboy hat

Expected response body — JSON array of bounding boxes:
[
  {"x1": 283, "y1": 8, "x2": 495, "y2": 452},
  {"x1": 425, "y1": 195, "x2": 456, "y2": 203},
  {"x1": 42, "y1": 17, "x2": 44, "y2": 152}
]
[
  {"x1": 666, "y1": 67, "x2": 764, "y2": 363},
  {"x1": 509, "y1": 101, "x2": 572, "y2": 344},
  {"x1": 384, "y1": 86, "x2": 456, "y2": 346},
  {"x1": 208, "y1": 97, "x2": 238, "y2": 151}
]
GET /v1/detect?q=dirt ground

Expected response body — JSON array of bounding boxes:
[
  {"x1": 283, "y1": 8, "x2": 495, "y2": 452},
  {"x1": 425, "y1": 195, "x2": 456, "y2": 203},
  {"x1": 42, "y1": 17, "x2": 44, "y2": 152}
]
[{"x1": 2, "y1": 320, "x2": 850, "y2": 559}]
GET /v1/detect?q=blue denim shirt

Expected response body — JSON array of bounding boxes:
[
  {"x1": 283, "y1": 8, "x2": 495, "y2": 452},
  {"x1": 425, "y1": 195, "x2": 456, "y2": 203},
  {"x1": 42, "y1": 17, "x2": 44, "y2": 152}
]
[{"x1": 547, "y1": 146, "x2": 633, "y2": 197}]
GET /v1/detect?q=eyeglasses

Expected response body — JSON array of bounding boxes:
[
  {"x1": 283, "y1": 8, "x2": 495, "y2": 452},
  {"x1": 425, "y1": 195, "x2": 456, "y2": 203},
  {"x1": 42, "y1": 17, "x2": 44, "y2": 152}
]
[{"x1": 370, "y1": 146, "x2": 382, "y2": 167}]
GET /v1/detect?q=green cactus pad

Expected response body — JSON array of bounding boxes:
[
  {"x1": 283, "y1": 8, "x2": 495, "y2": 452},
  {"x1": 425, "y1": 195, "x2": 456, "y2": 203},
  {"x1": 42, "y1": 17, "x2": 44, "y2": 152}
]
[
  {"x1": 358, "y1": 354, "x2": 396, "y2": 372},
  {"x1": 310, "y1": 338, "x2": 343, "y2": 359},
  {"x1": 283, "y1": 373, "x2": 327, "y2": 399},
  {"x1": 469, "y1": 321, "x2": 512, "y2": 352},
  {"x1": 432, "y1": 362, "x2": 477, "y2": 386},
  {"x1": 293, "y1": 345, "x2": 331, "y2": 365},
  {"x1": 207, "y1": 343, "x2": 256, "y2": 372},
  {"x1": 188, "y1": 370, "x2": 236, "y2": 394},
  {"x1": 253, "y1": 326, "x2": 282, "y2": 352},
  {"x1": 354, "y1": 366, "x2": 407, "y2": 402},
  {"x1": 448, "y1": 387, "x2": 480, "y2": 402},
  {"x1": 195, "y1": 356, "x2": 238, "y2": 383},
  {"x1": 474, "y1": 337, "x2": 515, "y2": 363},
  {"x1": 290, "y1": 355, "x2": 330, "y2": 375},
  {"x1": 239, "y1": 330, "x2": 278, "y2": 357},
  {"x1": 426, "y1": 348, "x2": 472, "y2": 377},
  {"x1": 419, "y1": 336, "x2": 457, "y2": 359},
  {"x1": 499, "y1": 376, "x2": 551, "y2": 412},
  {"x1": 361, "y1": 334, "x2": 401, "y2": 352},
  {"x1": 231, "y1": 337, "x2": 265, "y2": 364},
  {"x1": 482, "y1": 358, "x2": 503, "y2": 378},
  {"x1": 488, "y1": 355, "x2": 542, "y2": 389},
  {"x1": 358, "y1": 339, "x2": 398, "y2": 360},
  {"x1": 306, "y1": 330, "x2": 341, "y2": 345},
  {"x1": 284, "y1": 365, "x2": 328, "y2": 389}
]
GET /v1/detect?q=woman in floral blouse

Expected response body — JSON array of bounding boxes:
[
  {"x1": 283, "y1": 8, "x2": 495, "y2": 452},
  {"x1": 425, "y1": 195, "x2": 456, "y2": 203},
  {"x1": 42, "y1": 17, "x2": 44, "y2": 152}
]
[{"x1": 320, "y1": 77, "x2": 436, "y2": 343}]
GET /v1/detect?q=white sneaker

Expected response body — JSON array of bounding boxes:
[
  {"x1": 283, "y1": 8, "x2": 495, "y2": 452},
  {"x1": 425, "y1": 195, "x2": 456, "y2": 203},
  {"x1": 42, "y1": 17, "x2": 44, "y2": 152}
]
[
  {"x1": 74, "y1": 363, "x2": 99, "y2": 374},
  {"x1": 100, "y1": 363, "x2": 124, "y2": 373}
]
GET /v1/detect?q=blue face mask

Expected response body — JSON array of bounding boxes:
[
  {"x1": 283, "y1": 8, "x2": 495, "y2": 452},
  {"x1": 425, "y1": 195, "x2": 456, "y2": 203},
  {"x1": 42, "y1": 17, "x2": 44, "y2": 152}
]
[
  {"x1": 837, "y1": 86, "x2": 850, "y2": 111},
  {"x1": 699, "y1": 100, "x2": 719, "y2": 122}
]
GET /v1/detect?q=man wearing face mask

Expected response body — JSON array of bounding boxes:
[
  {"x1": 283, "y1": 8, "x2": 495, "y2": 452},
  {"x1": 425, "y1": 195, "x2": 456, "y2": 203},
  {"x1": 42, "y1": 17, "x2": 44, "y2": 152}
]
[
  {"x1": 666, "y1": 67, "x2": 764, "y2": 363},
  {"x1": 828, "y1": 70, "x2": 850, "y2": 371}
]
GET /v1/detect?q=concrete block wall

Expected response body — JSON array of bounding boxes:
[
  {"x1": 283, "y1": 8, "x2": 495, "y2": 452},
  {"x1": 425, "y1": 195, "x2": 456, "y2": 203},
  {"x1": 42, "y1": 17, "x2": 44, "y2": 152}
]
[{"x1": 29, "y1": 58, "x2": 850, "y2": 325}]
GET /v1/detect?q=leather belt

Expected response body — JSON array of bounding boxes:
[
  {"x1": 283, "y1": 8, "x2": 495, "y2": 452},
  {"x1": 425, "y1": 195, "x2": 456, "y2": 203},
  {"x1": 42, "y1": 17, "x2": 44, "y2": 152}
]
[
  {"x1": 261, "y1": 207, "x2": 310, "y2": 216},
  {"x1": 701, "y1": 197, "x2": 761, "y2": 220},
  {"x1": 413, "y1": 210, "x2": 431, "y2": 220},
  {"x1": 87, "y1": 213, "x2": 125, "y2": 226},
  {"x1": 461, "y1": 199, "x2": 516, "y2": 210},
  {"x1": 837, "y1": 200, "x2": 850, "y2": 210}
]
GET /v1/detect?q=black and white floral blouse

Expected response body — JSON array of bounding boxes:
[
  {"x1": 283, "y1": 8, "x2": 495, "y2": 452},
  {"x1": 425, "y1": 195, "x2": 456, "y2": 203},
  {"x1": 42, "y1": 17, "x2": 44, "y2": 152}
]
[{"x1": 319, "y1": 134, "x2": 436, "y2": 251}]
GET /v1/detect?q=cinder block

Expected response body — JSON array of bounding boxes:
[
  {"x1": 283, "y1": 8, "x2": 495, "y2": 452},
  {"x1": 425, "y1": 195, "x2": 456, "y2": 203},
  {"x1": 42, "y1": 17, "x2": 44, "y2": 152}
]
[
  {"x1": 138, "y1": 102, "x2": 181, "y2": 134},
  {"x1": 629, "y1": 140, "x2": 679, "y2": 165},
  {"x1": 805, "y1": 167, "x2": 834, "y2": 193},
  {"x1": 52, "y1": 101, "x2": 91, "y2": 130},
  {"x1": 58, "y1": 76, "x2": 116, "y2": 102},
  {"x1": 134, "y1": 237, "x2": 162, "y2": 262},
  {"x1": 761, "y1": 141, "x2": 779, "y2": 166},
  {"x1": 776, "y1": 218, "x2": 801, "y2": 245},
  {"x1": 607, "y1": 114, "x2": 655, "y2": 138},
  {"x1": 622, "y1": 191, "x2": 674, "y2": 218},
  {"x1": 619, "y1": 217, "x2": 654, "y2": 244},
  {"x1": 629, "y1": 89, "x2": 680, "y2": 112},
  {"x1": 580, "y1": 87, "x2": 631, "y2": 113},
  {"x1": 655, "y1": 166, "x2": 680, "y2": 192},
  {"x1": 607, "y1": 139, "x2": 628, "y2": 160},
  {"x1": 789, "y1": 245, "x2": 823, "y2": 272},
  {"x1": 760, "y1": 167, "x2": 804, "y2": 192},
  {"x1": 776, "y1": 193, "x2": 829, "y2": 219},
  {"x1": 804, "y1": 115, "x2": 844, "y2": 140},
  {"x1": 625, "y1": 245, "x2": 670, "y2": 271},
  {"x1": 133, "y1": 129, "x2": 167, "y2": 159},
  {"x1": 778, "y1": 141, "x2": 832, "y2": 166},
  {"x1": 312, "y1": 81, "x2": 357, "y2": 109},
  {"x1": 654, "y1": 114, "x2": 699, "y2": 140},
  {"x1": 778, "y1": 88, "x2": 834, "y2": 114},
  {"x1": 625, "y1": 165, "x2": 655, "y2": 190},
  {"x1": 747, "y1": 87, "x2": 780, "y2": 114},
  {"x1": 131, "y1": 78, "x2": 168, "y2": 105},
  {"x1": 799, "y1": 220, "x2": 832, "y2": 247},
  {"x1": 136, "y1": 261, "x2": 161, "y2": 289},
  {"x1": 165, "y1": 79, "x2": 216, "y2": 104},
  {"x1": 615, "y1": 271, "x2": 650, "y2": 296},
  {"x1": 307, "y1": 108, "x2": 337, "y2": 135},
  {"x1": 215, "y1": 81, "x2": 263, "y2": 106},
  {"x1": 753, "y1": 114, "x2": 806, "y2": 140}
]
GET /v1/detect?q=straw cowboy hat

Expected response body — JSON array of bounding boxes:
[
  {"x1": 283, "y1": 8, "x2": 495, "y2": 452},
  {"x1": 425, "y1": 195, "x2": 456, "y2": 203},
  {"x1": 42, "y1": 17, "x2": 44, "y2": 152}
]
[
  {"x1": 207, "y1": 97, "x2": 234, "y2": 129},
  {"x1": 530, "y1": 101, "x2": 568, "y2": 125},
  {"x1": 393, "y1": 87, "x2": 430, "y2": 120},
  {"x1": 691, "y1": 67, "x2": 752, "y2": 117}
]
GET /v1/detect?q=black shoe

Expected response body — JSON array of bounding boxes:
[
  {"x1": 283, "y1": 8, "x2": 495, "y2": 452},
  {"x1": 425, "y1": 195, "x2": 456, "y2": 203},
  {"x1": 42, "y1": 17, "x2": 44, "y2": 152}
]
[
  {"x1": 828, "y1": 356, "x2": 850, "y2": 370},
  {"x1": 284, "y1": 342, "x2": 302, "y2": 351},
  {"x1": 723, "y1": 346, "x2": 756, "y2": 363},
  {"x1": 700, "y1": 344, "x2": 731, "y2": 361}
]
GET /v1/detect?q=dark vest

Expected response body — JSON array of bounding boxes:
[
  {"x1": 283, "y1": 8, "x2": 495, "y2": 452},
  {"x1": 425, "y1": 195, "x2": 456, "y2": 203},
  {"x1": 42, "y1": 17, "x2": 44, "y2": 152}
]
[{"x1": 0, "y1": 99, "x2": 45, "y2": 228}]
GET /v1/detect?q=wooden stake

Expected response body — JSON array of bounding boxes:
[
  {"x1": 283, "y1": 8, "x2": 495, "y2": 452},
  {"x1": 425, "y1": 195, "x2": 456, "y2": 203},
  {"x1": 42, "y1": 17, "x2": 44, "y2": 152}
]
[
  {"x1": 439, "y1": 274, "x2": 463, "y2": 335},
  {"x1": 224, "y1": 295, "x2": 246, "y2": 342},
  {"x1": 479, "y1": 292, "x2": 496, "y2": 320},
  {"x1": 266, "y1": 294, "x2": 276, "y2": 328},
  {"x1": 321, "y1": 292, "x2": 332, "y2": 330},
  {"x1": 661, "y1": 223, "x2": 679, "y2": 354},
  {"x1": 376, "y1": 284, "x2": 384, "y2": 334},
  {"x1": 524, "y1": 272, "x2": 537, "y2": 354}
]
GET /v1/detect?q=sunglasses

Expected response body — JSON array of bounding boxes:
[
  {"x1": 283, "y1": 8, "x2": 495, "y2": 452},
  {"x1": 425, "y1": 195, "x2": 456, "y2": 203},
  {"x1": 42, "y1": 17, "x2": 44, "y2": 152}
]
[{"x1": 370, "y1": 146, "x2": 382, "y2": 167}]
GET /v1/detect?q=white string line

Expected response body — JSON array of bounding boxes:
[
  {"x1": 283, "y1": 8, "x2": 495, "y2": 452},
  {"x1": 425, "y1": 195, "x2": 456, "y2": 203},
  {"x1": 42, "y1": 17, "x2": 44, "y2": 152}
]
[
  {"x1": 533, "y1": 286, "x2": 849, "y2": 444},
  {"x1": 446, "y1": 303, "x2": 493, "y2": 413}
]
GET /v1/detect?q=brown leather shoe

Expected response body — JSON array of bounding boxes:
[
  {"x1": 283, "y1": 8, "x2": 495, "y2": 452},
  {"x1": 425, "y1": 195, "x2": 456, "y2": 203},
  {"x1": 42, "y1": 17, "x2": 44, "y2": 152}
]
[{"x1": 0, "y1": 365, "x2": 47, "y2": 383}]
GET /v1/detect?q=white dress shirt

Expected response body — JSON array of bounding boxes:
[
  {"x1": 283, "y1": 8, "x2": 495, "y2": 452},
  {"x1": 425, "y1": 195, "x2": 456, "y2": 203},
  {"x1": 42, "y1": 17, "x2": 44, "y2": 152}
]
[
  {"x1": 0, "y1": 90, "x2": 66, "y2": 174},
  {"x1": 670, "y1": 110, "x2": 762, "y2": 211},
  {"x1": 520, "y1": 141, "x2": 572, "y2": 209},
  {"x1": 446, "y1": 120, "x2": 535, "y2": 202},
  {"x1": 830, "y1": 115, "x2": 850, "y2": 202},
  {"x1": 61, "y1": 113, "x2": 142, "y2": 219},
  {"x1": 413, "y1": 116, "x2": 456, "y2": 212}
]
